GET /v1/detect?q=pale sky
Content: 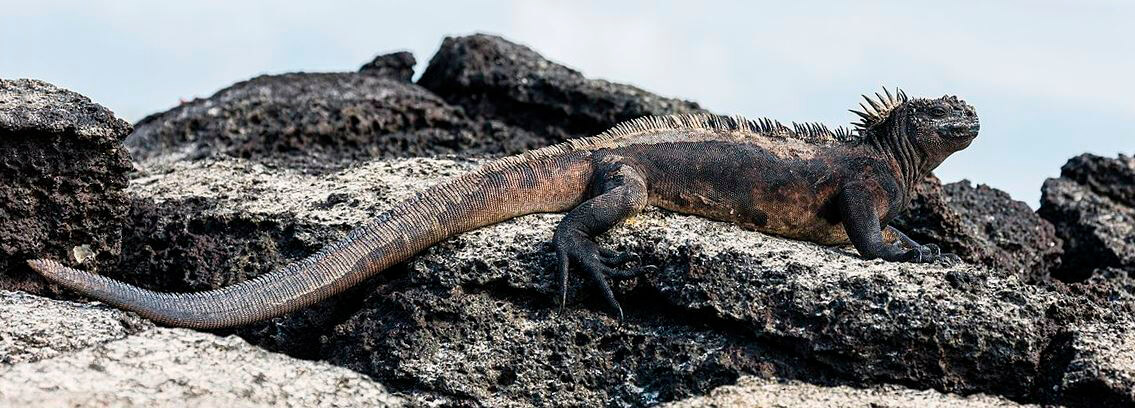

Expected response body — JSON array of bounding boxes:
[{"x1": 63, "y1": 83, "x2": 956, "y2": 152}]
[{"x1": 2, "y1": 0, "x2": 1132, "y2": 206}]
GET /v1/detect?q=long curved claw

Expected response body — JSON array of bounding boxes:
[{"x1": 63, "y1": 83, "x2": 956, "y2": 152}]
[
  {"x1": 582, "y1": 260, "x2": 624, "y2": 319},
  {"x1": 554, "y1": 233, "x2": 652, "y2": 319},
  {"x1": 556, "y1": 248, "x2": 570, "y2": 311},
  {"x1": 604, "y1": 264, "x2": 657, "y2": 280}
]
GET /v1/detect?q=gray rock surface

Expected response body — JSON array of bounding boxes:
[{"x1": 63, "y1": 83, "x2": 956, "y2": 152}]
[
  {"x1": 112, "y1": 159, "x2": 475, "y2": 359},
  {"x1": 0, "y1": 78, "x2": 132, "y2": 139},
  {"x1": 1040, "y1": 154, "x2": 1135, "y2": 282},
  {"x1": 892, "y1": 175, "x2": 1063, "y2": 282},
  {"x1": 360, "y1": 51, "x2": 417, "y2": 82},
  {"x1": 661, "y1": 376, "x2": 1033, "y2": 408},
  {"x1": 0, "y1": 290, "x2": 150, "y2": 364},
  {"x1": 1060, "y1": 153, "x2": 1135, "y2": 206},
  {"x1": 0, "y1": 79, "x2": 133, "y2": 297},
  {"x1": 0, "y1": 291, "x2": 403, "y2": 408},
  {"x1": 115, "y1": 157, "x2": 1132, "y2": 407},
  {"x1": 1043, "y1": 323, "x2": 1135, "y2": 407},
  {"x1": 418, "y1": 34, "x2": 705, "y2": 144},
  {"x1": 126, "y1": 71, "x2": 543, "y2": 167}
]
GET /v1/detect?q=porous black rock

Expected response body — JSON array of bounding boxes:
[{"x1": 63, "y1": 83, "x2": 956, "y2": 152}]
[
  {"x1": 126, "y1": 72, "x2": 545, "y2": 167},
  {"x1": 418, "y1": 34, "x2": 705, "y2": 144},
  {"x1": 359, "y1": 51, "x2": 417, "y2": 82},
  {"x1": 0, "y1": 79, "x2": 133, "y2": 296},
  {"x1": 892, "y1": 175, "x2": 1063, "y2": 282},
  {"x1": 294, "y1": 158, "x2": 1130, "y2": 407},
  {"x1": 55, "y1": 153, "x2": 1135, "y2": 407},
  {"x1": 16, "y1": 35, "x2": 1135, "y2": 408},
  {"x1": 1040, "y1": 154, "x2": 1135, "y2": 282}
]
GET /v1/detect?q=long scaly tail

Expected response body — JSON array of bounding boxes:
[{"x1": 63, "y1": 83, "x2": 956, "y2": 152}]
[{"x1": 28, "y1": 152, "x2": 593, "y2": 328}]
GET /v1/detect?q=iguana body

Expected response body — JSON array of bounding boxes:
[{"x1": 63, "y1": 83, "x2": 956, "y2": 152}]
[{"x1": 28, "y1": 89, "x2": 980, "y2": 328}]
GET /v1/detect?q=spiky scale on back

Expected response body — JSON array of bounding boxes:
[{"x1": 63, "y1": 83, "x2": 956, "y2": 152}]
[
  {"x1": 850, "y1": 87, "x2": 909, "y2": 132},
  {"x1": 476, "y1": 88, "x2": 912, "y2": 177},
  {"x1": 593, "y1": 113, "x2": 858, "y2": 146}
]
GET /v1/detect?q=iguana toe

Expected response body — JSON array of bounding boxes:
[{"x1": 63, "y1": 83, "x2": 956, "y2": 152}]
[
  {"x1": 553, "y1": 233, "x2": 644, "y2": 318},
  {"x1": 938, "y1": 253, "x2": 963, "y2": 266},
  {"x1": 582, "y1": 261, "x2": 624, "y2": 318},
  {"x1": 604, "y1": 264, "x2": 656, "y2": 280},
  {"x1": 598, "y1": 248, "x2": 633, "y2": 266},
  {"x1": 904, "y1": 244, "x2": 961, "y2": 265}
]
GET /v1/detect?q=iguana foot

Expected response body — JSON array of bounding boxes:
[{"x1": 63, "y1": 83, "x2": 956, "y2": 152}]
[
  {"x1": 883, "y1": 226, "x2": 962, "y2": 265},
  {"x1": 898, "y1": 244, "x2": 961, "y2": 265},
  {"x1": 554, "y1": 233, "x2": 653, "y2": 319}
]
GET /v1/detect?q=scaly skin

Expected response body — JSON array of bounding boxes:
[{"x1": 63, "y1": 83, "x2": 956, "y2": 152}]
[{"x1": 28, "y1": 89, "x2": 979, "y2": 327}]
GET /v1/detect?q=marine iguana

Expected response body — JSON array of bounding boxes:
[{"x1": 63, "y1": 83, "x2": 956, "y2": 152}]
[{"x1": 27, "y1": 88, "x2": 979, "y2": 328}]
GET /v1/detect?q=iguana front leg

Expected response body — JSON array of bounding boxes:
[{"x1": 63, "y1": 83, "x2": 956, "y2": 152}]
[
  {"x1": 553, "y1": 160, "x2": 650, "y2": 318},
  {"x1": 839, "y1": 183, "x2": 951, "y2": 263}
]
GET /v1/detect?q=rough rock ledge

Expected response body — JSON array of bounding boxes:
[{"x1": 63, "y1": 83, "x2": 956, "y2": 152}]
[
  {"x1": 0, "y1": 291, "x2": 403, "y2": 407},
  {"x1": 111, "y1": 156, "x2": 1134, "y2": 407}
]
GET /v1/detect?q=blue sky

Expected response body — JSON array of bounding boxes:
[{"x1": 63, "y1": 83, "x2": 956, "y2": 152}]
[{"x1": 2, "y1": 1, "x2": 1132, "y2": 206}]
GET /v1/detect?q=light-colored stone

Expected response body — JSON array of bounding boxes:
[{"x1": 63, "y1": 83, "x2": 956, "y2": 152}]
[
  {"x1": 0, "y1": 290, "x2": 150, "y2": 365},
  {"x1": 128, "y1": 157, "x2": 474, "y2": 229},
  {"x1": 662, "y1": 376, "x2": 1033, "y2": 408},
  {"x1": 1056, "y1": 323, "x2": 1135, "y2": 404},
  {"x1": 0, "y1": 78, "x2": 131, "y2": 140},
  {"x1": 0, "y1": 292, "x2": 402, "y2": 408}
]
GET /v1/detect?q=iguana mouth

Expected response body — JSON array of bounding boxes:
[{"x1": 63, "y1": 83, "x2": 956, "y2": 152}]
[{"x1": 941, "y1": 121, "x2": 979, "y2": 138}]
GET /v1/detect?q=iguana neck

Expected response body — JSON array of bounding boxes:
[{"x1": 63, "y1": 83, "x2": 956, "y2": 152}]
[{"x1": 862, "y1": 120, "x2": 933, "y2": 194}]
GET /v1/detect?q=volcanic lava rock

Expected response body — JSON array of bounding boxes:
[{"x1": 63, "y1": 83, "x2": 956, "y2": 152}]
[
  {"x1": 892, "y1": 176, "x2": 1062, "y2": 282},
  {"x1": 360, "y1": 51, "x2": 417, "y2": 82},
  {"x1": 17, "y1": 35, "x2": 1134, "y2": 407},
  {"x1": 418, "y1": 34, "x2": 705, "y2": 144},
  {"x1": 662, "y1": 376, "x2": 1029, "y2": 408},
  {"x1": 318, "y1": 186, "x2": 1089, "y2": 406},
  {"x1": 1039, "y1": 154, "x2": 1135, "y2": 282},
  {"x1": 0, "y1": 79, "x2": 133, "y2": 297},
  {"x1": 0, "y1": 291, "x2": 402, "y2": 407},
  {"x1": 126, "y1": 71, "x2": 544, "y2": 167},
  {"x1": 1038, "y1": 322, "x2": 1135, "y2": 407},
  {"x1": 0, "y1": 290, "x2": 150, "y2": 365},
  {"x1": 1058, "y1": 153, "x2": 1135, "y2": 206},
  {"x1": 61, "y1": 156, "x2": 1135, "y2": 407}
]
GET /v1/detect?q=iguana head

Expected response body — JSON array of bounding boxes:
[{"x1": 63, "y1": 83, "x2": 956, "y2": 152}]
[
  {"x1": 852, "y1": 89, "x2": 980, "y2": 176},
  {"x1": 896, "y1": 94, "x2": 980, "y2": 155}
]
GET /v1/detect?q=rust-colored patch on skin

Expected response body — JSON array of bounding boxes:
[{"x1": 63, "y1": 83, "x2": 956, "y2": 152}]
[{"x1": 598, "y1": 131, "x2": 889, "y2": 246}]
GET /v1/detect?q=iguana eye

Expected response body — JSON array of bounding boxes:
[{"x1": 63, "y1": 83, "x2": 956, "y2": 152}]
[{"x1": 930, "y1": 107, "x2": 948, "y2": 117}]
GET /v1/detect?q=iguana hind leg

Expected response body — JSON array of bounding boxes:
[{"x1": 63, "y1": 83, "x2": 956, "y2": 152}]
[{"x1": 553, "y1": 159, "x2": 650, "y2": 319}]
